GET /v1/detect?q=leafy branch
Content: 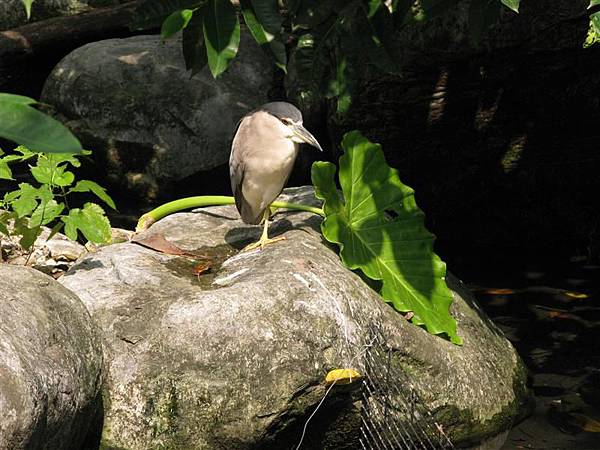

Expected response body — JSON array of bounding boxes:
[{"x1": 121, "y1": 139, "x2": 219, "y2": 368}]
[
  {"x1": 0, "y1": 146, "x2": 115, "y2": 252},
  {"x1": 130, "y1": 0, "x2": 524, "y2": 112}
]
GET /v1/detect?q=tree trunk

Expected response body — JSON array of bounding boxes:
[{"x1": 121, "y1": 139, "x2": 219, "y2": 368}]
[{"x1": 0, "y1": 0, "x2": 145, "y2": 97}]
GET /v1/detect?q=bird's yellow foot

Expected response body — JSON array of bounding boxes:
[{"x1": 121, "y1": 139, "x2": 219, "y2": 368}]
[{"x1": 242, "y1": 236, "x2": 286, "y2": 252}]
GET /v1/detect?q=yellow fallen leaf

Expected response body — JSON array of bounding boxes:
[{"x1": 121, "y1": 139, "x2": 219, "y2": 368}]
[
  {"x1": 572, "y1": 413, "x2": 600, "y2": 432},
  {"x1": 484, "y1": 288, "x2": 517, "y2": 295},
  {"x1": 564, "y1": 291, "x2": 588, "y2": 299},
  {"x1": 325, "y1": 368, "x2": 362, "y2": 385},
  {"x1": 547, "y1": 310, "x2": 572, "y2": 319}
]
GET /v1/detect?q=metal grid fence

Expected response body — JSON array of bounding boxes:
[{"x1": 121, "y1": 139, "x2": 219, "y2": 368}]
[{"x1": 358, "y1": 325, "x2": 455, "y2": 450}]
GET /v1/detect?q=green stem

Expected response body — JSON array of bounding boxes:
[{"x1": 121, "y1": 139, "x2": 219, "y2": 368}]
[{"x1": 136, "y1": 195, "x2": 324, "y2": 232}]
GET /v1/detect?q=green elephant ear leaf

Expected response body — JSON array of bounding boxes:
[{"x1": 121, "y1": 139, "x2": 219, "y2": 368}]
[{"x1": 312, "y1": 131, "x2": 462, "y2": 345}]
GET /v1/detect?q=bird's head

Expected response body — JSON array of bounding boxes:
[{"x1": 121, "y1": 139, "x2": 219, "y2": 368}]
[{"x1": 260, "y1": 102, "x2": 323, "y2": 151}]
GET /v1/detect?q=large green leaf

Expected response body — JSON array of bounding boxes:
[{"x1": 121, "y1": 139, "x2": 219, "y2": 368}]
[
  {"x1": 500, "y1": 0, "x2": 519, "y2": 13},
  {"x1": 203, "y1": 0, "x2": 240, "y2": 78},
  {"x1": 585, "y1": 11, "x2": 600, "y2": 47},
  {"x1": 422, "y1": 0, "x2": 461, "y2": 18},
  {"x1": 30, "y1": 199, "x2": 65, "y2": 227},
  {"x1": 183, "y1": 10, "x2": 209, "y2": 76},
  {"x1": 293, "y1": 0, "x2": 339, "y2": 29},
  {"x1": 0, "y1": 93, "x2": 36, "y2": 105},
  {"x1": 0, "y1": 158, "x2": 13, "y2": 180},
  {"x1": 12, "y1": 183, "x2": 41, "y2": 218},
  {"x1": 30, "y1": 156, "x2": 75, "y2": 187},
  {"x1": 592, "y1": 11, "x2": 600, "y2": 33},
  {"x1": 292, "y1": 32, "x2": 332, "y2": 102},
  {"x1": 62, "y1": 203, "x2": 111, "y2": 243},
  {"x1": 468, "y1": 0, "x2": 502, "y2": 45},
  {"x1": 130, "y1": 0, "x2": 201, "y2": 30},
  {"x1": 0, "y1": 94, "x2": 82, "y2": 153},
  {"x1": 326, "y1": 56, "x2": 353, "y2": 113},
  {"x1": 13, "y1": 217, "x2": 42, "y2": 251},
  {"x1": 11, "y1": 183, "x2": 52, "y2": 218},
  {"x1": 250, "y1": 0, "x2": 282, "y2": 34},
  {"x1": 362, "y1": 1, "x2": 399, "y2": 72},
  {"x1": 312, "y1": 131, "x2": 461, "y2": 344},
  {"x1": 161, "y1": 8, "x2": 194, "y2": 40},
  {"x1": 240, "y1": 0, "x2": 287, "y2": 71},
  {"x1": 70, "y1": 180, "x2": 117, "y2": 210},
  {"x1": 20, "y1": 0, "x2": 35, "y2": 19}
]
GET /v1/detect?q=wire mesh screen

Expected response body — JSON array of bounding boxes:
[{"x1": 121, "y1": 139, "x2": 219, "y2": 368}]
[{"x1": 358, "y1": 324, "x2": 455, "y2": 450}]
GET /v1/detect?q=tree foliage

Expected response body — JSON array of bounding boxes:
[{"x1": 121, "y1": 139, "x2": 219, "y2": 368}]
[{"x1": 131, "y1": 0, "x2": 526, "y2": 112}]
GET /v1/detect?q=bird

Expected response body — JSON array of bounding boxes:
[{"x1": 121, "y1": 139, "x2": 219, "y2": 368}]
[{"x1": 229, "y1": 102, "x2": 323, "y2": 251}]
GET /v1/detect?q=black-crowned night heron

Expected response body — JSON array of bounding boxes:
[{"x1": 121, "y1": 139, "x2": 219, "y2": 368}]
[{"x1": 229, "y1": 102, "x2": 323, "y2": 251}]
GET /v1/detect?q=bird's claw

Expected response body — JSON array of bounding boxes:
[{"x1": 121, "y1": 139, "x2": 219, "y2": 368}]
[{"x1": 242, "y1": 236, "x2": 286, "y2": 252}]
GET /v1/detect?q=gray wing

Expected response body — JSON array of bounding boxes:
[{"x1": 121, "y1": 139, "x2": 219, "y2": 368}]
[{"x1": 229, "y1": 118, "x2": 263, "y2": 224}]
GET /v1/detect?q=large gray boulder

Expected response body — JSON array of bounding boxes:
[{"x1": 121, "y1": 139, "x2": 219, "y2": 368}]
[
  {"x1": 41, "y1": 33, "x2": 274, "y2": 200},
  {"x1": 59, "y1": 186, "x2": 531, "y2": 449},
  {"x1": 0, "y1": 265, "x2": 103, "y2": 450}
]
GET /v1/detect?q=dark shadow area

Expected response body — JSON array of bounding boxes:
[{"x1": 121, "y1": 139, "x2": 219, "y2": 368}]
[
  {"x1": 255, "y1": 392, "x2": 361, "y2": 450},
  {"x1": 223, "y1": 213, "x2": 322, "y2": 250},
  {"x1": 81, "y1": 390, "x2": 104, "y2": 450},
  {"x1": 340, "y1": 45, "x2": 600, "y2": 262},
  {"x1": 64, "y1": 258, "x2": 106, "y2": 276},
  {"x1": 454, "y1": 249, "x2": 600, "y2": 449},
  {"x1": 191, "y1": 209, "x2": 238, "y2": 221}
]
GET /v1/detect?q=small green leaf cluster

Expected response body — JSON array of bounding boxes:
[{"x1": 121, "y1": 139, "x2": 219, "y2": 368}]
[
  {"x1": 0, "y1": 146, "x2": 115, "y2": 250},
  {"x1": 131, "y1": 0, "x2": 521, "y2": 113}
]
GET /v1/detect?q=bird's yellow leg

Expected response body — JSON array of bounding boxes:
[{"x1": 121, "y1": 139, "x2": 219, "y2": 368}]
[{"x1": 243, "y1": 208, "x2": 286, "y2": 251}]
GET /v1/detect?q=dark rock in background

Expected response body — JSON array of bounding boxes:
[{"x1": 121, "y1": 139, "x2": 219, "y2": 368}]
[{"x1": 42, "y1": 32, "x2": 276, "y2": 202}]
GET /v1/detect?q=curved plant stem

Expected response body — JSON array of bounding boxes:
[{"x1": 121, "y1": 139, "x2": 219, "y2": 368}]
[{"x1": 136, "y1": 195, "x2": 324, "y2": 232}]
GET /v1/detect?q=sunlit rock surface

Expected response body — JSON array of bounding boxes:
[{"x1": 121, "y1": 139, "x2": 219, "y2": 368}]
[
  {"x1": 59, "y1": 187, "x2": 531, "y2": 449},
  {"x1": 41, "y1": 33, "x2": 274, "y2": 201},
  {"x1": 0, "y1": 265, "x2": 103, "y2": 450}
]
